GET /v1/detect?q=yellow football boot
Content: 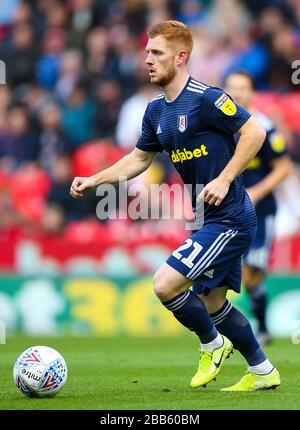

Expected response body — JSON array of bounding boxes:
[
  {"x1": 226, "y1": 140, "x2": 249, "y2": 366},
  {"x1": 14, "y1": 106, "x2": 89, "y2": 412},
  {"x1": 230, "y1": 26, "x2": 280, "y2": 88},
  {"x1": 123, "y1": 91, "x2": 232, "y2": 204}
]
[
  {"x1": 221, "y1": 368, "x2": 280, "y2": 391},
  {"x1": 191, "y1": 335, "x2": 233, "y2": 388}
]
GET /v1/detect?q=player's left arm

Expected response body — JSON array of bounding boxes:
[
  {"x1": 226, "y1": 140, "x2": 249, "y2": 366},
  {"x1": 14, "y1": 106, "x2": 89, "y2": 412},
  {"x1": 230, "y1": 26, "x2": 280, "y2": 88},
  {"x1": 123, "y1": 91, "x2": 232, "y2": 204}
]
[{"x1": 200, "y1": 116, "x2": 266, "y2": 206}]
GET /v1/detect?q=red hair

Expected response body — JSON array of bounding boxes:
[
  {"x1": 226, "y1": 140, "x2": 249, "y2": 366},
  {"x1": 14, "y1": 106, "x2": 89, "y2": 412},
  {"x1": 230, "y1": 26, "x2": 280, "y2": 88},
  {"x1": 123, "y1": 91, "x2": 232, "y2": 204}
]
[{"x1": 148, "y1": 20, "x2": 193, "y2": 62}]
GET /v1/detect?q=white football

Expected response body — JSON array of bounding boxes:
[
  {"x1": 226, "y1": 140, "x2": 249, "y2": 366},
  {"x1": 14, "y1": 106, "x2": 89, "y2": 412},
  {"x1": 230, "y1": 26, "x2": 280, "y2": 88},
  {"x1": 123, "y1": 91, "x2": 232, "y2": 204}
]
[{"x1": 13, "y1": 346, "x2": 67, "y2": 398}]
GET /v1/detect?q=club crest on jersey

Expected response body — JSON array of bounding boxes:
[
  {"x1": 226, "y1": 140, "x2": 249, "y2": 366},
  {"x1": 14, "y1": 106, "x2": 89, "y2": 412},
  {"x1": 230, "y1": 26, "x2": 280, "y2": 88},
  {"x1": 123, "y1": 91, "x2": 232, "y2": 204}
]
[
  {"x1": 177, "y1": 115, "x2": 188, "y2": 133},
  {"x1": 214, "y1": 93, "x2": 237, "y2": 116}
]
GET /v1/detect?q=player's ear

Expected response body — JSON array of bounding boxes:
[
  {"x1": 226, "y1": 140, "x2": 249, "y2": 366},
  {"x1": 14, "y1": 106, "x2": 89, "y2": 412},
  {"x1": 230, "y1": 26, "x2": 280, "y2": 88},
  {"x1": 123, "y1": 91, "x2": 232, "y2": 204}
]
[{"x1": 177, "y1": 50, "x2": 187, "y2": 65}]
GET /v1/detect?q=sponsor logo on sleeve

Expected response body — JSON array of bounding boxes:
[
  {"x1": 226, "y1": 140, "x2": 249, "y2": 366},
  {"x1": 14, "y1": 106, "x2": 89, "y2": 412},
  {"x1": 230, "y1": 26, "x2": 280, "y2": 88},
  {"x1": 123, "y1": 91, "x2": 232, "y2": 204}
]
[{"x1": 214, "y1": 93, "x2": 237, "y2": 116}]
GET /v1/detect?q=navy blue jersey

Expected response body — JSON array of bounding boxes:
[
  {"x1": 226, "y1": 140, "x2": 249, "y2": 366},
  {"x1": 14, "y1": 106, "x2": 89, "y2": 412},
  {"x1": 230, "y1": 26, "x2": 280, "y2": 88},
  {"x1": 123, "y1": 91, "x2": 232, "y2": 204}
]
[
  {"x1": 242, "y1": 111, "x2": 288, "y2": 217},
  {"x1": 136, "y1": 76, "x2": 256, "y2": 228}
]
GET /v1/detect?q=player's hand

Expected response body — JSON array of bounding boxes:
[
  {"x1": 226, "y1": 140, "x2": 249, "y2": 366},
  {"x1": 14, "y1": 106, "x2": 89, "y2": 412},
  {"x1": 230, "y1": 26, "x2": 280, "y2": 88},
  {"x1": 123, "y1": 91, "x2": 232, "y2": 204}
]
[
  {"x1": 197, "y1": 177, "x2": 230, "y2": 206},
  {"x1": 70, "y1": 176, "x2": 96, "y2": 199}
]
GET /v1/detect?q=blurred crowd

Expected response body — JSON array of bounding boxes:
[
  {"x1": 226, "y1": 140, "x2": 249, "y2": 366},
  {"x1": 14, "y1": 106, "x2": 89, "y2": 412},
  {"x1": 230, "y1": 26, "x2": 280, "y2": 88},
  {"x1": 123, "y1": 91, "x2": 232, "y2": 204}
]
[{"x1": 0, "y1": 0, "x2": 300, "y2": 239}]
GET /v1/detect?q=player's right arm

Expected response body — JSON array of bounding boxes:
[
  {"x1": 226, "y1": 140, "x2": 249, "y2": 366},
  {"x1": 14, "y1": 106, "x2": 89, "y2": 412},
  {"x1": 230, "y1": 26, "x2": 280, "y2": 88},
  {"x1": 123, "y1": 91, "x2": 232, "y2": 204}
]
[{"x1": 70, "y1": 148, "x2": 156, "y2": 199}]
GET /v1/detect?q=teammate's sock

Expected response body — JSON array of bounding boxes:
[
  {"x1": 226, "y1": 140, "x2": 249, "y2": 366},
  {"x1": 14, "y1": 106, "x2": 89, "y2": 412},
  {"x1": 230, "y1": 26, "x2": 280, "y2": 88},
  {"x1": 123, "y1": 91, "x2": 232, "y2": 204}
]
[
  {"x1": 248, "y1": 359, "x2": 274, "y2": 375},
  {"x1": 247, "y1": 284, "x2": 268, "y2": 333},
  {"x1": 163, "y1": 290, "x2": 219, "y2": 344},
  {"x1": 210, "y1": 300, "x2": 267, "y2": 366}
]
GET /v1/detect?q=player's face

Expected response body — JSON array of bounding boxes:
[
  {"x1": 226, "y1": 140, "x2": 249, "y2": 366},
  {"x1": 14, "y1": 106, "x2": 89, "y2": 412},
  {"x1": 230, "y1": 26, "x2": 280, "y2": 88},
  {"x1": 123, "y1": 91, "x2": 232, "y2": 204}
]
[
  {"x1": 145, "y1": 35, "x2": 178, "y2": 87},
  {"x1": 224, "y1": 75, "x2": 254, "y2": 109}
]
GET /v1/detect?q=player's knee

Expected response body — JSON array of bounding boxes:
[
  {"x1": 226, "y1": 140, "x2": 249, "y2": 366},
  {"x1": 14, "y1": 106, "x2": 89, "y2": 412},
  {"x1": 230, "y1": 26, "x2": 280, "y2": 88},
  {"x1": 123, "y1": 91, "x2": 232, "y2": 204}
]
[{"x1": 153, "y1": 270, "x2": 173, "y2": 301}]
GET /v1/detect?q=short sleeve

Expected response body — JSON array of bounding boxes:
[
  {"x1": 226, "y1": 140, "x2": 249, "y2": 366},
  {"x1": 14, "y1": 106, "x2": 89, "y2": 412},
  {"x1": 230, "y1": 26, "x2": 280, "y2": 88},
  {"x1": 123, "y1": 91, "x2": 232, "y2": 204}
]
[
  {"x1": 201, "y1": 88, "x2": 251, "y2": 134},
  {"x1": 136, "y1": 104, "x2": 164, "y2": 153}
]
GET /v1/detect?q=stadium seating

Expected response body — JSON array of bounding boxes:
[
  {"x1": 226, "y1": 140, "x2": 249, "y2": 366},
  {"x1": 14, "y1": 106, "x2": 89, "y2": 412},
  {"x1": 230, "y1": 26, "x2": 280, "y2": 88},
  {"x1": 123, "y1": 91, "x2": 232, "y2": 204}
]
[{"x1": 72, "y1": 140, "x2": 124, "y2": 177}]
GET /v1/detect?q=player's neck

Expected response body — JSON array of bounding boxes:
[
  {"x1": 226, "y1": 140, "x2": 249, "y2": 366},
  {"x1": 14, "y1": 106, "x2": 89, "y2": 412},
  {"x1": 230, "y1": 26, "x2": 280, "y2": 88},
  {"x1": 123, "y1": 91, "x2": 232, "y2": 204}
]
[{"x1": 162, "y1": 72, "x2": 190, "y2": 102}]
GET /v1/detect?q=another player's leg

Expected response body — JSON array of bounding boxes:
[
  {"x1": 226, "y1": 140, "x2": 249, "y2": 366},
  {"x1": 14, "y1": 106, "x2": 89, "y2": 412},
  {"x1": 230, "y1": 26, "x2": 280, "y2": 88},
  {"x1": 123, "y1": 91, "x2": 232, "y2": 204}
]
[
  {"x1": 153, "y1": 263, "x2": 233, "y2": 388},
  {"x1": 200, "y1": 286, "x2": 280, "y2": 391},
  {"x1": 243, "y1": 265, "x2": 272, "y2": 345},
  {"x1": 243, "y1": 215, "x2": 274, "y2": 345}
]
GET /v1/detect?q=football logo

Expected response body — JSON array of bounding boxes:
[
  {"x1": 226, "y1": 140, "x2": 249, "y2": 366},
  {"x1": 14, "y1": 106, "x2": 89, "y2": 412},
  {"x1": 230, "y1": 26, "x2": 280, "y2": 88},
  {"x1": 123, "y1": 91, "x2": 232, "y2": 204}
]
[
  {"x1": 177, "y1": 115, "x2": 188, "y2": 133},
  {"x1": 215, "y1": 93, "x2": 237, "y2": 116}
]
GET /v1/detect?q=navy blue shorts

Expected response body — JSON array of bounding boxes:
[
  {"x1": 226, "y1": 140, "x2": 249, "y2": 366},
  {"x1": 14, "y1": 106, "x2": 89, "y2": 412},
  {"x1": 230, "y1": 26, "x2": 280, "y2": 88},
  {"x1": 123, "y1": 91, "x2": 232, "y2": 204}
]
[
  {"x1": 166, "y1": 223, "x2": 256, "y2": 296},
  {"x1": 243, "y1": 215, "x2": 274, "y2": 271}
]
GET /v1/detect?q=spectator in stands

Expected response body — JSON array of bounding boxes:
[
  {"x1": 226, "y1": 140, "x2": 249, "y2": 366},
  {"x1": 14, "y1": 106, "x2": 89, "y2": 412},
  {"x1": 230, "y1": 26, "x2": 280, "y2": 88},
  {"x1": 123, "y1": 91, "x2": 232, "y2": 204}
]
[
  {"x1": 0, "y1": 0, "x2": 21, "y2": 45},
  {"x1": 47, "y1": 155, "x2": 80, "y2": 221},
  {"x1": 55, "y1": 49, "x2": 84, "y2": 101},
  {"x1": 39, "y1": 0, "x2": 68, "y2": 31},
  {"x1": 189, "y1": 32, "x2": 235, "y2": 87},
  {"x1": 112, "y1": 31, "x2": 142, "y2": 96},
  {"x1": 0, "y1": 105, "x2": 39, "y2": 170},
  {"x1": 86, "y1": 26, "x2": 119, "y2": 82},
  {"x1": 268, "y1": 25, "x2": 300, "y2": 91},
  {"x1": 61, "y1": 80, "x2": 96, "y2": 149},
  {"x1": 41, "y1": 203, "x2": 66, "y2": 235},
  {"x1": 68, "y1": 0, "x2": 96, "y2": 49},
  {"x1": 177, "y1": 0, "x2": 207, "y2": 28},
  {"x1": 36, "y1": 28, "x2": 66, "y2": 89},
  {"x1": 223, "y1": 30, "x2": 270, "y2": 89},
  {"x1": 3, "y1": 22, "x2": 37, "y2": 88},
  {"x1": 94, "y1": 79, "x2": 122, "y2": 140},
  {"x1": 0, "y1": 85, "x2": 12, "y2": 133},
  {"x1": 38, "y1": 103, "x2": 70, "y2": 174},
  {"x1": 116, "y1": 83, "x2": 158, "y2": 150}
]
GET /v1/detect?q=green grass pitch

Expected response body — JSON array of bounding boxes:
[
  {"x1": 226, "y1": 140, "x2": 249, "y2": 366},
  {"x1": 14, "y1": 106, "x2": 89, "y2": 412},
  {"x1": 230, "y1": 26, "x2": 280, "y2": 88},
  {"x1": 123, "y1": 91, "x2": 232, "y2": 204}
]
[{"x1": 0, "y1": 335, "x2": 299, "y2": 410}]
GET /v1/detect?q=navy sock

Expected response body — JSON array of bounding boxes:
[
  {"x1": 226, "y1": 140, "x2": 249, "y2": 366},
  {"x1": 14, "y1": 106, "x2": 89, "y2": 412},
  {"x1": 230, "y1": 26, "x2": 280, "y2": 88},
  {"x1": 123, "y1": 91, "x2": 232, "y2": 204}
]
[
  {"x1": 247, "y1": 284, "x2": 267, "y2": 333},
  {"x1": 163, "y1": 290, "x2": 218, "y2": 343},
  {"x1": 210, "y1": 300, "x2": 266, "y2": 366}
]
